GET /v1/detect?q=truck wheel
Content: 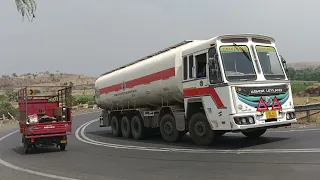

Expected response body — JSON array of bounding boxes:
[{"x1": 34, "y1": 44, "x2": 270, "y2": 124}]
[
  {"x1": 242, "y1": 129, "x2": 266, "y2": 139},
  {"x1": 160, "y1": 114, "x2": 184, "y2": 142},
  {"x1": 60, "y1": 144, "x2": 66, "y2": 151},
  {"x1": 23, "y1": 141, "x2": 31, "y2": 154},
  {"x1": 189, "y1": 112, "x2": 214, "y2": 146},
  {"x1": 111, "y1": 116, "x2": 122, "y2": 137},
  {"x1": 131, "y1": 115, "x2": 145, "y2": 140},
  {"x1": 121, "y1": 116, "x2": 132, "y2": 138}
]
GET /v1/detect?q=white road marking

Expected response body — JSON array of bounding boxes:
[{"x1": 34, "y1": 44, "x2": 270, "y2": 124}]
[
  {"x1": 0, "y1": 111, "x2": 100, "y2": 180},
  {"x1": 75, "y1": 119, "x2": 320, "y2": 154},
  {"x1": 1, "y1": 109, "x2": 319, "y2": 179},
  {"x1": 270, "y1": 128, "x2": 320, "y2": 133}
]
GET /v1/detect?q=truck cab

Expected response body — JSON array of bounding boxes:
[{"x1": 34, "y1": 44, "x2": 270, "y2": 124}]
[{"x1": 182, "y1": 34, "x2": 296, "y2": 145}]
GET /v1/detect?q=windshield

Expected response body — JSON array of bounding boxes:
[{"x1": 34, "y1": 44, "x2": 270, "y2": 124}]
[
  {"x1": 219, "y1": 45, "x2": 257, "y2": 81},
  {"x1": 255, "y1": 46, "x2": 285, "y2": 80}
]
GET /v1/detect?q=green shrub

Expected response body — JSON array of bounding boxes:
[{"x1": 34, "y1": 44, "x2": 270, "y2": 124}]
[
  {"x1": 0, "y1": 95, "x2": 18, "y2": 118},
  {"x1": 72, "y1": 95, "x2": 95, "y2": 106},
  {"x1": 290, "y1": 81, "x2": 316, "y2": 94}
]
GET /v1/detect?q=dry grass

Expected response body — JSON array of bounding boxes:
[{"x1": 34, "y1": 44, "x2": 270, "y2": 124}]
[
  {"x1": 293, "y1": 96, "x2": 320, "y2": 125},
  {"x1": 287, "y1": 62, "x2": 320, "y2": 69},
  {"x1": 293, "y1": 96, "x2": 320, "y2": 105}
]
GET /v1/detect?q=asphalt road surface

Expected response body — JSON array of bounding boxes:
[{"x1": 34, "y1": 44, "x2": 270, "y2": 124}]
[{"x1": 1, "y1": 112, "x2": 320, "y2": 180}]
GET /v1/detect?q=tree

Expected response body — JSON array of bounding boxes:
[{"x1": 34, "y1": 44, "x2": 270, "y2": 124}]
[
  {"x1": 15, "y1": 0, "x2": 37, "y2": 22},
  {"x1": 12, "y1": 73, "x2": 18, "y2": 77},
  {"x1": 4, "y1": 90, "x2": 18, "y2": 102},
  {"x1": 69, "y1": 81, "x2": 74, "y2": 87},
  {"x1": 0, "y1": 95, "x2": 18, "y2": 118}
]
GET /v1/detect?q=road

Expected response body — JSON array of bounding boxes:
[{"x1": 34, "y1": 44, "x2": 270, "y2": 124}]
[{"x1": 1, "y1": 112, "x2": 320, "y2": 180}]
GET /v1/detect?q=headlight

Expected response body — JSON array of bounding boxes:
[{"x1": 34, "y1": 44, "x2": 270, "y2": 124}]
[
  {"x1": 286, "y1": 113, "x2": 290, "y2": 120},
  {"x1": 241, "y1": 117, "x2": 247, "y2": 124},
  {"x1": 248, "y1": 116, "x2": 254, "y2": 124}
]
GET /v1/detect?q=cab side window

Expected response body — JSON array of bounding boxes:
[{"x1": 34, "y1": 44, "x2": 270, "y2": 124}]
[
  {"x1": 188, "y1": 55, "x2": 194, "y2": 79},
  {"x1": 183, "y1": 56, "x2": 188, "y2": 80},
  {"x1": 195, "y1": 53, "x2": 207, "y2": 78},
  {"x1": 208, "y1": 47, "x2": 222, "y2": 83}
]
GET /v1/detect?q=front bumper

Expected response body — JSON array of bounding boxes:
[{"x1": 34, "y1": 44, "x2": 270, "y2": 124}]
[{"x1": 230, "y1": 109, "x2": 297, "y2": 131}]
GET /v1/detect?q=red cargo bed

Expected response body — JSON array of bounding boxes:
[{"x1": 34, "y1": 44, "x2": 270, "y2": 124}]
[
  {"x1": 18, "y1": 85, "x2": 73, "y2": 153},
  {"x1": 21, "y1": 121, "x2": 72, "y2": 138}
]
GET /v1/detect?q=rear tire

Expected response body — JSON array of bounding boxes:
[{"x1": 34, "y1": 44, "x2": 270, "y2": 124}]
[
  {"x1": 242, "y1": 129, "x2": 266, "y2": 139},
  {"x1": 121, "y1": 116, "x2": 132, "y2": 138},
  {"x1": 111, "y1": 116, "x2": 122, "y2": 137},
  {"x1": 23, "y1": 140, "x2": 31, "y2": 154},
  {"x1": 131, "y1": 115, "x2": 145, "y2": 140},
  {"x1": 188, "y1": 112, "x2": 214, "y2": 146},
  {"x1": 159, "y1": 114, "x2": 184, "y2": 142},
  {"x1": 60, "y1": 144, "x2": 66, "y2": 151}
]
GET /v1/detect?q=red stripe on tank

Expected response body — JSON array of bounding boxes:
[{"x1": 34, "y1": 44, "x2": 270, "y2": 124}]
[{"x1": 99, "y1": 67, "x2": 175, "y2": 95}]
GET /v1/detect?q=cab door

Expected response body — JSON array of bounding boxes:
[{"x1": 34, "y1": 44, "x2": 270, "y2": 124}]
[{"x1": 182, "y1": 50, "x2": 209, "y2": 104}]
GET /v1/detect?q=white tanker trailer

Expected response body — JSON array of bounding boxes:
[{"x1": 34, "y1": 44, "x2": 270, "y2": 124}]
[{"x1": 95, "y1": 33, "x2": 297, "y2": 146}]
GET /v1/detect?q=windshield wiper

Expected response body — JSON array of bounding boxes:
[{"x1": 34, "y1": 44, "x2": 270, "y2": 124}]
[{"x1": 232, "y1": 43, "x2": 252, "y2": 62}]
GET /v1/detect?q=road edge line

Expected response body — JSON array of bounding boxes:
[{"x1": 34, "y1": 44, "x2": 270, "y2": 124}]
[{"x1": 0, "y1": 111, "x2": 100, "y2": 180}]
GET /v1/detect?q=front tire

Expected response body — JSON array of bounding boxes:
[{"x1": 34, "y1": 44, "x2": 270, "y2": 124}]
[
  {"x1": 159, "y1": 114, "x2": 184, "y2": 142},
  {"x1": 189, "y1": 112, "x2": 214, "y2": 146},
  {"x1": 242, "y1": 129, "x2": 266, "y2": 139}
]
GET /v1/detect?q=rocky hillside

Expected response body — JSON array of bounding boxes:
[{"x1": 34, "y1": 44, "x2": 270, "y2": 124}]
[
  {"x1": 288, "y1": 62, "x2": 320, "y2": 69},
  {"x1": 0, "y1": 72, "x2": 97, "y2": 91}
]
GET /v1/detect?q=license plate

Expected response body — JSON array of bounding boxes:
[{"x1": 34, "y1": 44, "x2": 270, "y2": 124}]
[
  {"x1": 266, "y1": 110, "x2": 277, "y2": 119},
  {"x1": 60, "y1": 140, "x2": 67, "y2": 144}
]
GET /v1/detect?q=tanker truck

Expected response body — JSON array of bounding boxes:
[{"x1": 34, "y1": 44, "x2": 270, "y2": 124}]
[{"x1": 95, "y1": 33, "x2": 297, "y2": 146}]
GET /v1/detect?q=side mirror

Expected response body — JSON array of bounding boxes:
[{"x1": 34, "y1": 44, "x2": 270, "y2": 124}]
[
  {"x1": 280, "y1": 55, "x2": 288, "y2": 72},
  {"x1": 209, "y1": 54, "x2": 218, "y2": 65},
  {"x1": 208, "y1": 57, "x2": 214, "y2": 66},
  {"x1": 280, "y1": 55, "x2": 286, "y2": 63}
]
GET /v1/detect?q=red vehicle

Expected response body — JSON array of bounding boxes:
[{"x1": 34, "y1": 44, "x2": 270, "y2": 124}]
[{"x1": 18, "y1": 86, "x2": 72, "y2": 154}]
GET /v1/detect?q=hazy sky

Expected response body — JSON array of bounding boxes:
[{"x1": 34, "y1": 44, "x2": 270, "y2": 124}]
[{"x1": 0, "y1": 0, "x2": 319, "y2": 77}]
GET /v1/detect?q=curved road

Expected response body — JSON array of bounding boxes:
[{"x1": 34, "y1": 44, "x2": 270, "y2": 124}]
[{"x1": 1, "y1": 112, "x2": 320, "y2": 180}]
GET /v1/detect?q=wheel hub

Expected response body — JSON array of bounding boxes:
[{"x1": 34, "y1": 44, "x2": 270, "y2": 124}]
[
  {"x1": 194, "y1": 121, "x2": 207, "y2": 137},
  {"x1": 123, "y1": 121, "x2": 128, "y2": 130},
  {"x1": 163, "y1": 121, "x2": 173, "y2": 135},
  {"x1": 133, "y1": 121, "x2": 139, "y2": 133}
]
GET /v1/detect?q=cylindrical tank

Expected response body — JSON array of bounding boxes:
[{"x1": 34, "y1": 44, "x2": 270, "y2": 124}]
[{"x1": 94, "y1": 41, "x2": 200, "y2": 110}]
